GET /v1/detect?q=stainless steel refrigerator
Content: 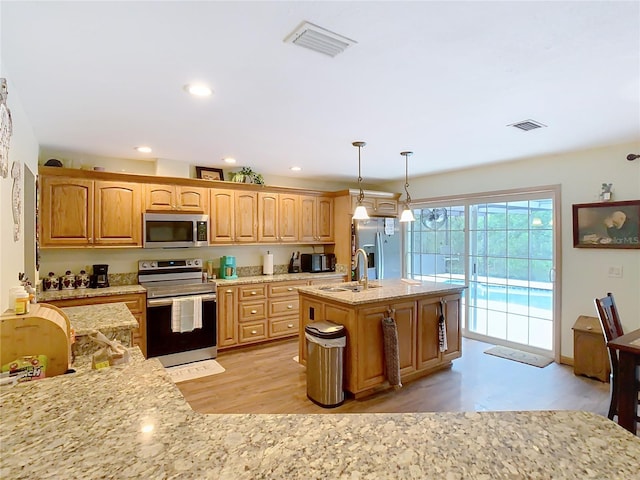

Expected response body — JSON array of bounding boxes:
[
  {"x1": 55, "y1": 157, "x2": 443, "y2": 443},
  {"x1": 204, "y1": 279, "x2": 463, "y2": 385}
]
[{"x1": 353, "y1": 217, "x2": 402, "y2": 281}]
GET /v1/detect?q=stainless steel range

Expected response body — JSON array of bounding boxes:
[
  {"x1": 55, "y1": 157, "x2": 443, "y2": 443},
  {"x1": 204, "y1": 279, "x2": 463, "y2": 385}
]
[{"x1": 139, "y1": 258, "x2": 217, "y2": 367}]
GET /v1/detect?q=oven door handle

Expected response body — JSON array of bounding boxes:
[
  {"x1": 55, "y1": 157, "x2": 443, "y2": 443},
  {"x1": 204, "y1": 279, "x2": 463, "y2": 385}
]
[{"x1": 147, "y1": 293, "x2": 217, "y2": 307}]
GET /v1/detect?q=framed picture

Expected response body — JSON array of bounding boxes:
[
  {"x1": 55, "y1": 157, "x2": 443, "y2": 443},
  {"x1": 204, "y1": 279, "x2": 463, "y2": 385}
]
[
  {"x1": 572, "y1": 200, "x2": 640, "y2": 249},
  {"x1": 196, "y1": 166, "x2": 224, "y2": 181}
]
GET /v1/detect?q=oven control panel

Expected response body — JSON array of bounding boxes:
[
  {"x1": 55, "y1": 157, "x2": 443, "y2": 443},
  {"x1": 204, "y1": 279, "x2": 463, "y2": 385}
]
[{"x1": 139, "y1": 258, "x2": 202, "y2": 271}]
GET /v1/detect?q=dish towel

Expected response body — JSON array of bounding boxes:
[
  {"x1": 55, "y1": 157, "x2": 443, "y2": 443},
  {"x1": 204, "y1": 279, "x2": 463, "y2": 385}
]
[
  {"x1": 171, "y1": 296, "x2": 203, "y2": 333},
  {"x1": 438, "y1": 300, "x2": 448, "y2": 352},
  {"x1": 382, "y1": 316, "x2": 402, "y2": 388}
]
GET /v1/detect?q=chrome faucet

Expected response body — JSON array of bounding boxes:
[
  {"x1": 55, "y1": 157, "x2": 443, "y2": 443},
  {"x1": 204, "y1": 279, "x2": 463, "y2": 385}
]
[{"x1": 354, "y1": 248, "x2": 369, "y2": 289}]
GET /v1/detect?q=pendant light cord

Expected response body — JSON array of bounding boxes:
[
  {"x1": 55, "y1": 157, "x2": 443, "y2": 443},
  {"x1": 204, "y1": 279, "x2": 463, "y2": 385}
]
[
  {"x1": 353, "y1": 141, "x2": 366, "y2": 204},
  {"x1": 401, "y1": 151, "x2": 413, "y2": 207}
]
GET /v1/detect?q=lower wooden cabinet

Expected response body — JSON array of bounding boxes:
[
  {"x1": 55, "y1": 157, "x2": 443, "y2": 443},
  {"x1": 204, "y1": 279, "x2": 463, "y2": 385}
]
[
  {"x1": 44, "y1": 292, "x2": 147, "y2": 357},
  {"x1": 217, "y1": 276, "x2": 346, "y2": 351}
]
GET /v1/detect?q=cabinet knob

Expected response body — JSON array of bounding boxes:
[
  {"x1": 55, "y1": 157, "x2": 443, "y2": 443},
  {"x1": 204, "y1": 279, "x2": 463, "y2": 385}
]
[
  {"x1": 251, "y1": 291, "x2": 257, "y2": 295},
  {"x1": 287, "y1": 287, "x2": 293, "y2": 291},
  {"x1": 287, "y1": 324, "x2": 294, "y2": 328},
  {"x1": 251, "y1": 330, "x2": 257, "y2": 335},
  {"x1": 251, "y1": 309, "x2": 257, "y2": 314},
  {"x1": 226, "y1": 289, "x2": 233, "y2": 293},
  {"x1": 287, "y1": 305, "x2": 293, "y2": 309}
]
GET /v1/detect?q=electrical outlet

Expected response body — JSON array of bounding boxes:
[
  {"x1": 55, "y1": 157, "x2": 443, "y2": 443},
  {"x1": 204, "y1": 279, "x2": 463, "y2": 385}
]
[{"x1": 608, "y1": 265, "x2": 623, "y2": 278}]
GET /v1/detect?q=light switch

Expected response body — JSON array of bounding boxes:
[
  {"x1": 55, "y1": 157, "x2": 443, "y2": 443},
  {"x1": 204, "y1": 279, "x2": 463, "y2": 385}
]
[{"x1": 608, "y1": 265, "x2": 623, "y2": 278}]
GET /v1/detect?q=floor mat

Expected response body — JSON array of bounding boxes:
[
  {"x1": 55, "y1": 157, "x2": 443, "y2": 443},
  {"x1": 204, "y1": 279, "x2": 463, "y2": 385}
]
[
  {"x1": 484, "y1": 346, "x2": 553, "y2": 368},
  {"x1": 166, "y1": 359, "x2": 225, "y2": 383}
]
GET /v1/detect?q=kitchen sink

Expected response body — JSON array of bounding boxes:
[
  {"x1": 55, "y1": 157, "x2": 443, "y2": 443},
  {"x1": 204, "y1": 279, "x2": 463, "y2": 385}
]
[{"x1": 317, "y1": 283, "x2": 382, "y2": 293}]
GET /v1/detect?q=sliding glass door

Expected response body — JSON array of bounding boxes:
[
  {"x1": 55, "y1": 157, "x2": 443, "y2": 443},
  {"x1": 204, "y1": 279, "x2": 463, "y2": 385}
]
[{"x1": 405, "y1": 188, "x2": 558, "y2": 355}]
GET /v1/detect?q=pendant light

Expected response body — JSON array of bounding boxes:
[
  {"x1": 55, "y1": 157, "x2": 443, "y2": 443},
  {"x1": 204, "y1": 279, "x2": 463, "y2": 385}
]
[
  {"x1": 352, "y1": 141, "x2": 369, "y2": 220},
  {"x1": 399, "y1": 151, "x2": 416, "y2": 222}
]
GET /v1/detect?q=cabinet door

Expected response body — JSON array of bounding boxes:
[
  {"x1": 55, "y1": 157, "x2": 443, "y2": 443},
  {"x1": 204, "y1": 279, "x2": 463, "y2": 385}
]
[
  {"x1": 258, "y1": 192, "x2": 279, "y2": 242},
  {"x1": 316, "y1": 196, "x2": 334, "y2": 242},
  {"x1": 441, "y1": 294, "x2": 462, "y2": 362},
  {"x1": 210, "y1": 189, "x2": 235, "y2": 242},
  {"x1": 279, "y1": 193, "x2": 299, "y2": 242},
  {"x1": 356, "y1": 305, "x2": 387, "y2": 390},
  {"x1": 374, "y1": 198, "x2": 398, "y2": 215},
  {"x1": 40, "y1": 177, "x2": 93, "y2": 247},
  {"x1": 235, "y1": 191, "x2": 258, "y2": 242},
  {"x1": 177, "y1": 186, "x2": 207, "y2": 212},
  {"x1": 94, "y1": 181, "x2": 142, "y2": 246},
  {"x1": 299, "y1": 195, "x2": 318, "y2": 242},
  {"x1": 217, "y1": 286, "x2": 238, "y2": 348},
  {"x1": 145, "y1": 184, "x2": 175, "y2": 210},
  {"x1": 417, "y1": 297, "x2": 441, "y2": 371},
  {"x1": 392, "y1": 301, "x2": 417, "y2": 377}
]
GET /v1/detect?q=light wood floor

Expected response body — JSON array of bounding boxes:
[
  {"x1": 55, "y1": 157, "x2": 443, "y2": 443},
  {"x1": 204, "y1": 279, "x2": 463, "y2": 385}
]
[{"x1": 177, "y1": 337, "x2": 611, "y2": 416}]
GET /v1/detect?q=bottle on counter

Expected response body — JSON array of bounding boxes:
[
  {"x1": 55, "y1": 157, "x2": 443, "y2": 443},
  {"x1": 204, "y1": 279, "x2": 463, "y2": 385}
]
[
  {"x1": 14, "y1": 290, "x2": 30, "y2": 315},
  {"x1": 8, "y1": 286, "x2": 26, "y2": 312}
]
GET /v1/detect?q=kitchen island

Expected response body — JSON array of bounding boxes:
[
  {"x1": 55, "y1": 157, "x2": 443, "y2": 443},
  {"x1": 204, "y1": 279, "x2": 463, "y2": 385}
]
[
  {"x1": 1, "y1": 350, "x2": 639, "y2": 479},
  {"x1": 297, "y1": 279, "x2": 466, "y2": 397}
]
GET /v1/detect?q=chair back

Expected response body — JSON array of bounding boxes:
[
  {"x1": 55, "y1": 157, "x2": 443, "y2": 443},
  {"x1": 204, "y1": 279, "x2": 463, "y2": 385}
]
[{"x1": 594, "y1": 292, "x2": 625, "y2": 376}]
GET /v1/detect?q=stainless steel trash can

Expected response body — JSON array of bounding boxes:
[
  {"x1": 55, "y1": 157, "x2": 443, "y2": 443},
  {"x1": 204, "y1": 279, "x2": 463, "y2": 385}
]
[{"x1": 305, "y1": 321, "x2": 346, "y2": 408}]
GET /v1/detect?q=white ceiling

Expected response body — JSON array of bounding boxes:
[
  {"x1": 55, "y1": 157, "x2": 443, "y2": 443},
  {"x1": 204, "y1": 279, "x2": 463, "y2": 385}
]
[{"x1": 2, "y1": 1, "x2": 639, "y2": 183}]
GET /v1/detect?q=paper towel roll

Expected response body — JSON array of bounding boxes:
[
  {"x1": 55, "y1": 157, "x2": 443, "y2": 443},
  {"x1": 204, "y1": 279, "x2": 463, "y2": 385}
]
[{"x1": 263, "y1": 252, "x2": 274, "y2": 275}]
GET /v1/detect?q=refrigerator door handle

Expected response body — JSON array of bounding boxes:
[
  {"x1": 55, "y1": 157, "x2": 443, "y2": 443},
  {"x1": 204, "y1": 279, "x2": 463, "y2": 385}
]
[{"x1": 376, "y1": 231, "x2": 384, "y2": 279}]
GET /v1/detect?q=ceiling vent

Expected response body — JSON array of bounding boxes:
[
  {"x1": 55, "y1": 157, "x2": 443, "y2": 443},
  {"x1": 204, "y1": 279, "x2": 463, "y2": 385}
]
[
  {"x1": 284, "y1": 21, "x2": 356, "y2": 57},
  {"x1": 509, "y1": 119, "x2": 547, "y2": 131}
]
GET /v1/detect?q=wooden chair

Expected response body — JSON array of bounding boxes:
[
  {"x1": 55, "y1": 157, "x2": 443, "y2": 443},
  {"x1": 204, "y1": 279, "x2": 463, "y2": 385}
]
[{"x1": 594, "y1": 293, "x2": 640, "y2": 421}]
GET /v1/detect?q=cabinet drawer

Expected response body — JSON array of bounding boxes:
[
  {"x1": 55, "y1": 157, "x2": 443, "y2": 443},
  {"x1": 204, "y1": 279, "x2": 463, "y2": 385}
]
[
  {"x1": 238, "y1": 285, "x2": 267, "y2": 301},
  {"x1": 270, "y1": 317, "x2": 299, "y2": 338},
  {"x1": 268, "y1": 281, "x2": 306, "y2": 297},
  {"x1": 239, "y1": 321, "x2": 267, "y2": 343},
  {"x1": 239, "y1": 301, "x2": 267, "y2": 322},
  {"x1": 269, "y1": 298, "x2": 299, "y2": 316}
]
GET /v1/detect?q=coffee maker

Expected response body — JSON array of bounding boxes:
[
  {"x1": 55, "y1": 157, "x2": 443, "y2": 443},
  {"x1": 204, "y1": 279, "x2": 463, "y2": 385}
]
[
  {"x1": 91, "y1": 264, "x2": 109, "y2": 288},
  {"x1": 219, "y1": 256, "x2": 237, "y2": 279}
]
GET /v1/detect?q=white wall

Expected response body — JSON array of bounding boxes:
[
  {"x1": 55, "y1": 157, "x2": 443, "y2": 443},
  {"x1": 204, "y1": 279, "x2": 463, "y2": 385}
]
[
  {"x1": 382, "y1": 142, "x2": 640, "y2": 359},
  {"x1": 0, "y1": 74, "x2": 39, "y2": 311}
]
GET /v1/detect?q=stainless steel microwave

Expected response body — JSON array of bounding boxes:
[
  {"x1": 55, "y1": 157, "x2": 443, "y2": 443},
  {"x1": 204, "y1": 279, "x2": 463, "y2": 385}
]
[{"x1": 143, "y1": 213, "x2": 209, "y2": 248}]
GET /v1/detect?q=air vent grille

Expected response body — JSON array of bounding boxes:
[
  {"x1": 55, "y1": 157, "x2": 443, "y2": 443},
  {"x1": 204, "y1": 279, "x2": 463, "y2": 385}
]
[
  {"x1": 284, "y1": 21, "x2": 356, "y2": 57},
  {"x1": 509, "y1": 119, "x2": 547, "y2": 131}
]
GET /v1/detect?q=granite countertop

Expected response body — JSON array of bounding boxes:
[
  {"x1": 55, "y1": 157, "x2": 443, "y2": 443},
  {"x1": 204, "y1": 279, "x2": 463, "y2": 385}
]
[
  {"x1": 39, "y1": 284, "x2": 146, "y2": 302},
  {"x1": 297, "y1": 279, "x2": 466, "y2": 305},
  {"x1": 62, "y1": 302, "x2": 138, "y2": 336},
  {"x1": 1, "y1": 352, "x2": 638, "y2": 479},
  {"x1": 215, "y1": 271, "x2": 346, "y2": 286}
]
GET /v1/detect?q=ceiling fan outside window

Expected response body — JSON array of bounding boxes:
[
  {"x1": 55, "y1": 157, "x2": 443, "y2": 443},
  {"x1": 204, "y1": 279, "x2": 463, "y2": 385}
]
[{"x1": 421, "y1": 208, "x2": 448, "y2": 230}]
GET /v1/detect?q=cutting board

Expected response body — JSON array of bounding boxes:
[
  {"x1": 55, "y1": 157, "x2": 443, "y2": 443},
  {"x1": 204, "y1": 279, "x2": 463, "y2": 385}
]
[{"x1": 1, "y1": 303, "x2": 72, "y2": 377}]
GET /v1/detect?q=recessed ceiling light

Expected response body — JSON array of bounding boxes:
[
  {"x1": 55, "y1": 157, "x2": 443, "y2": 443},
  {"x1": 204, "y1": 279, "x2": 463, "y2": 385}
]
[
  {"x1": 135, "y1": 146, "x2": 152, "y2": 153},
  {"x1": 223, "y1": 157, "x2": 236, "y2": 164},
  {"x1": 184, "y1": 84, "x2": 213, "y2": 97},
  {"x1": 290, "y1": 166, "x2": 302, "y2": 172}
]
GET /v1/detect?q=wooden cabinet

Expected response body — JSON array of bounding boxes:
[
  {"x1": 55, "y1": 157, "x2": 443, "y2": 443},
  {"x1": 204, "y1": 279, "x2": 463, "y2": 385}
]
[
  {"x1": 237, "y1": 284, "x2": 267, "y2": 344},
  {"x1": 258, "y1": 192, "x2": 299, "y2": 243},
  {"x1": 572, "y1": 315, "x2": 610, "y2": 382},
  {"x1": 217, "y1": 286, "x2": 238, "y2": 348},
  {"x1": 351, "y1": 195, "x2": 398, "y2": 216},
  {"x1": 267, "y1": 280, "x2": 306, "y2": 338},
  {"x1": 45, "y1": 293, "x2": 147, "y2": 357},
  {"x1": 300, "y1": 195, "x2": 334, "y2": 243},
  {"x1": 417, "y1": 294, "x2": 462, "y2": 370},
  {"x1": 210, "y1": 189, "x2": 258, "y2": 243},
  {"x1": 40, "y1": 176, "x2": 141, "y2": 247},
  {"x1": 145, "y1": 184, "x2": 208, "y2": 212}
]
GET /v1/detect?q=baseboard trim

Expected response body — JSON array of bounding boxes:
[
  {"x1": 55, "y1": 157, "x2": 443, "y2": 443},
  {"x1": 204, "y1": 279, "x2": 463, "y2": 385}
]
[{"x1": 560, "y1": 355, "x2": 573, "y2": 366}]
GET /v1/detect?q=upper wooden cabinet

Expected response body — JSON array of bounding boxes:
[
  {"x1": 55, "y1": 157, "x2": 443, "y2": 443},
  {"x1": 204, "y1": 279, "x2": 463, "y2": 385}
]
[
  {"x1": 40, "y1": 176, "x2": 141, "y2": 247},
  {"x1": 145, "y1": 184, "x2": 208, "y2": 212},
  {"x1": 258, "y1": 192, "x2": 299, "y2": 243},
  {"x1": 210, "y1": 189, "x2": 258, "y2": 243},
  {"x1": 300, "y1": 195, "x2": 334, "y2": 243},
  {"x1": 351, "y1": 194, "x2": 398, "y2": 216}
]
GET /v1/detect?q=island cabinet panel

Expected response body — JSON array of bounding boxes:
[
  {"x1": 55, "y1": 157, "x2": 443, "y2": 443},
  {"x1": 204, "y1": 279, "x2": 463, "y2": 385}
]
[
  {"x1": 217, "y1": 286, "x2": 238, "y2": 348},
  {"x1": 145, "y1": 184, "x2": 208, "y2": 212},
  {"x1": 417, "y1": 294, "x2": 462, "y2": 370}
]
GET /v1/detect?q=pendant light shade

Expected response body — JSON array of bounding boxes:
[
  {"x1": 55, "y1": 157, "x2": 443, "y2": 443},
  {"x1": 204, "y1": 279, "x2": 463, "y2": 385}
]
[
  {"x1": 352, "y1": 141, "x2": 369, "y2": 220},
  {"x1": 399, "y1": 151, "x2": 415, "y2": 222}
]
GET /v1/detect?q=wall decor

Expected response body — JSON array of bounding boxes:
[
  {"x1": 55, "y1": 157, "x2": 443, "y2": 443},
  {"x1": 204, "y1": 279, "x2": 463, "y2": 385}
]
[
  {"x1": 11, "y1": 161, "x2": 22, "y2": 241},
  {"x1": 0, "y1": 78, "x2": 12, "y2": 178},
  {"x1": 573, "y1": 200, "x2": 640, "y2": 249},
  {"x1": 229, "y1": 166, "x2": 264, "y2": 184},
  {"x1": 196, "y1": 166, "x2": 224, "y2": 181}
]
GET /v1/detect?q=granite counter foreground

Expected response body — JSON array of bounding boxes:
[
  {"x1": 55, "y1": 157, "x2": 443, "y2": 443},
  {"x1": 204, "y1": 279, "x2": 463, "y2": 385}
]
[{"x1": 1, "y1": 353, "x2": 638, "y2": 479}]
